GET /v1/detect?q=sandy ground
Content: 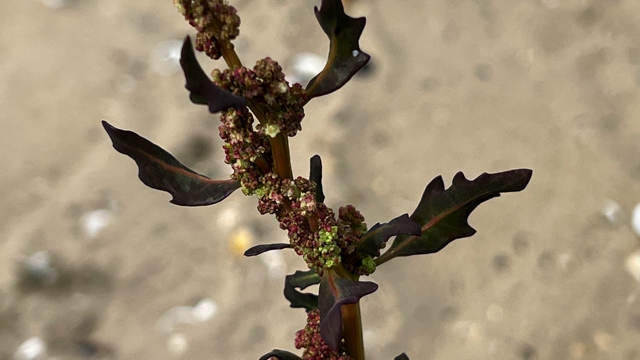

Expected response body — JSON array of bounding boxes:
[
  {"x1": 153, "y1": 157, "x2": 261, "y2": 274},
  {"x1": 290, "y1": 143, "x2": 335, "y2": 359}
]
[{"x1": 2, "y1": 0, "x2": 640, "y2": 359}]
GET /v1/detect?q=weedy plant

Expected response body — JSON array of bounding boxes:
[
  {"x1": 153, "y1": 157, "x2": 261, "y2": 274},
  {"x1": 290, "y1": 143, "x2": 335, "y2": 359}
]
[{"x1": 102, "y1": 0, "x2": 533, "y2": 359}]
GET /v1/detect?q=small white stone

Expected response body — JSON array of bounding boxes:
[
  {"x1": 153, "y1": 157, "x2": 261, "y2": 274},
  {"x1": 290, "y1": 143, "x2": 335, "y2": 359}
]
[
  {"x1": 352, "y1": 50, "x2": 359, "y2": 57},
  {"x1": 217, "y1": 206, "x2": 239, "y2": 230},
  {"x1": 260, "y1": 249, "x2": 286, "y2": 279},
  {"x1": 24, "y1": 251, "x2": 58, "y2": 285},
  {"x1": 289, "y1": 52, "x2": 326, "y2": 84},
  {"x1": 602, "y1": 200, "x2": 623, "y2": 226},
  {"x1": 14, "y1": 337, "x2": 47, "y2": 360},
  {"x1": 80, "y1": 209, "x2": 114, "y2": 239},
  {"x1": 625, "y1": 250, "x2": 640, "y2": 284},
  {"x1": 167, "y1": 333, "x2": 189, "y2": 356},
  {"x1": 156, "y1": 306, "x2": 196, "y2": 333},
  {"x1": 362, "y1": 329, "x2": 379, "y2": 350},
  {"x1": 149, "y1": 40, "x2": 183, "y2": 77},
  {"x1": 632, "y1": 203, "x2": 640, "y2": 237},
  {"x1": 192, "y1": 298, "x2": 218, "y2": 322}
]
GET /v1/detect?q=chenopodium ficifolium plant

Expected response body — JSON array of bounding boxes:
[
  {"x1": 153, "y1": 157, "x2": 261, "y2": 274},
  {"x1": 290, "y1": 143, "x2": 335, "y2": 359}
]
[{"x1": 102, "y1": 0, "x2": 533, "y2": 359}]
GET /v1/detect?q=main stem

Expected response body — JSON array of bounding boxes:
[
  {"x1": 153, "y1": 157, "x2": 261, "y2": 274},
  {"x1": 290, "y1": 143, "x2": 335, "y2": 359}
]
[
  {"x1": 217, "y1": 25, "x2": 363, "y2": 360},
  {"x1": 335, "y1": 265, "x2": 366, "y2": 360},
  {"x1": 342, "y1": 303, "x2": 365, "y2": 360}
]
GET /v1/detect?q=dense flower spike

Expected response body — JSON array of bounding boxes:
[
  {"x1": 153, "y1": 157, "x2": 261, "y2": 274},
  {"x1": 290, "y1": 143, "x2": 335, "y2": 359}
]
[
  {"x1": 174, "y1": 0, "x2": 241, "y2": 59},
  {"x1": 212, "y1": 58, "x2": 307, "y2": 137},
  {"x1": 295, "y1": 309, "x2": 354, "y2": 360},
  {"x1": 218, "y1": 108, "x2": 271, "y2": 194}
]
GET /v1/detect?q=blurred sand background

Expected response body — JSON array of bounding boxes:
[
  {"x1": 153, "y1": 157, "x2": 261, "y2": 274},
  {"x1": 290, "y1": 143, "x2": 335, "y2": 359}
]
[{"x1": 2, "y1": 0, "x2": 640, "y2": 359}]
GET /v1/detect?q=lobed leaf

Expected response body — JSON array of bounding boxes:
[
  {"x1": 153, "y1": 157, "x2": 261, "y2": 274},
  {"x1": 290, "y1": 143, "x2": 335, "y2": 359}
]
[
  {"x1": 357, "y1": 214, "x2": 421, "y2": 257},
  {"x1": 244, "y1": 243, "x2": 291, "y2": 257},
  {"x1": 318, "y1": 269, "x2": 378, "y2": 350},
  {"x1": 309, "y1": 155, "x2": 325, "y2": 203},
  {"x1": 284, "y1": 270, "x2": 321, "y2": 311},
  {"x1": 102, "y1": 121, "x2": 240, "y2": 206},
  {"x1": 180, "y1": 36, "x2": 247, "y2": 113},
  {"x1": 258, "y1": 350, "x2": 303, "y2": 360},
  {"x1": 385, "y1": 169, "x2": 532, "y2": 259},
  {"x1": 306, "y1": 0, "x2": 370, "y2": 99}
]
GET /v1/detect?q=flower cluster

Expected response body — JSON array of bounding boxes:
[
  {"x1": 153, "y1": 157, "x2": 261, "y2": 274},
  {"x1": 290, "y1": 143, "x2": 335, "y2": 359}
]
[
  {"x1": 218, "y1": 108, "x2": 271, "y2": 192},
  {"x1": 336, "y1": 205, "x2": 376, "y2": 275},
  {"x1": 254, "y1": 177, "x2": 365, "y2": 273},
  {"x1": 294, "y1": 309, "x2": 354, "y2": 360},
  {"x1": 174, "y1": 0, "x2": 241, "y2": 59},
  {"x1": 212, "y1": 58, "x2": 307, "y2": 137}
]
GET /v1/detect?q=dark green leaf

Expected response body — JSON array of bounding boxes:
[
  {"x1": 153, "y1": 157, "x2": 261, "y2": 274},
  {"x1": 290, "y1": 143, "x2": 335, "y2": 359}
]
[
  {"x1": 357, "y1": 214, "x2": 421, "y2": 257},
  {"x1": 394, "y1": 353, "x2": 410, "y2": 360},
  {"x1": 244, "y1": 243, "x2": 291, "y2": 257},
  {"x1": 383, "y1": 170, "x2": 532, "y2": 260},
  {"x1": 284, "y1": 270, "x2": 320, "y2": 311},
  {"x1": 180, "y1": 36, "x2": 247, "y2": 112},
  {"x1": 102, "y1": 121, "x2": 240, "y2": 206},
  {"x1": 309, "y1": 155, "x2": 325, "y2": 203},
  {"x1": 318, "y1": 269, "x2": 378, "y2": 350},
  {"x1": 306, "y1": 0, "x2": 370, "y2": 99},
  {"x1": 258, "y1": 349, "x2": 303, "y2": 360}
]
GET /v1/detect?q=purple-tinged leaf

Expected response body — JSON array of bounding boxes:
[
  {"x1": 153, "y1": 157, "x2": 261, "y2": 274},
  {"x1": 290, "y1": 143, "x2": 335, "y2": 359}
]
[
  {"x1": 284, "y1": 270, "x2": 320, "y2": 311},
  {"x1": 357, "y1": 214, "x2": 421, "y2": 257},
  {"x1": 244, "y1": 243, "x2": 291, "y2": 257},
  {"x1": 102, "y1": 121, "x2": 240, "y2": 206},
  {"x1": 180, "y1": 36, "x2": 247, "y2": 113},
  {"x1": 306, "y1": 0, "x2": 370, "y2": 99},
  {"x1": 318, "y1": 269, "x2": 378, "y2": 350},
  {"x1": 258, "y1": 350, "x2": 303, "y2": 360},
  {"x1": 382, "y1": 170, "x2": 532, "y2": 260},
  {"x1": 309, "y1": 155, "x2": 325, "y2": 203},
  {"x1": 394, "y1": 353, "x2": 410, "y2": 360}
]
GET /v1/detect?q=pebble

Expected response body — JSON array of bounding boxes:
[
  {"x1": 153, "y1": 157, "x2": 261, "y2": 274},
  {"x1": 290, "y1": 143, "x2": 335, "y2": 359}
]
[
  {"x1": 23, "y1": 251, "x2": 58, "y2": 285},
  {"x1": 167, "y1": 333, "x2": 189, "y2": 357},
  {"x1": 602, "y1": 200, "x2": 624, "y2": 226},
  {"x1": 149, "y1": 40, "x2": 183, "y2": 77},
  {"x1": 288, "y1": 52, "x2": 325, "y2": 85},
  {"x1": 625, "y1": 250, "x2": 640, "y2": 284},
  {"x1": 156, "y1": 298, "x2": 219, "y2": 333},
  {"x1": 259, "y1": 249, "x2": 286, "y2": 279},
  {"x1": 14, "y1": 337, "x2": 47, "y2": 360},
  {"x1": 80, "y1": 208, "x2": 114, "y2": 239},
  {"x1": 192, "y1": 298, "x2": 218, "y2": 322},
  {"x1": 217, "y1": 205, "x2": 239, "y2": 231},
  {"x1": 631, "y1": 203, "x2": 640, "y2": 237}
]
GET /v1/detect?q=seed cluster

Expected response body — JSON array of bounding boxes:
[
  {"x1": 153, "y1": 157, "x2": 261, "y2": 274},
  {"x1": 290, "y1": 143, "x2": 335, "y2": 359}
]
[
  {"x1": 174, "y1": 0, "x2": 241, "y2": 59},
  {"x1": 294, "y1": 309, "x2": 354, "y2": 360}
]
